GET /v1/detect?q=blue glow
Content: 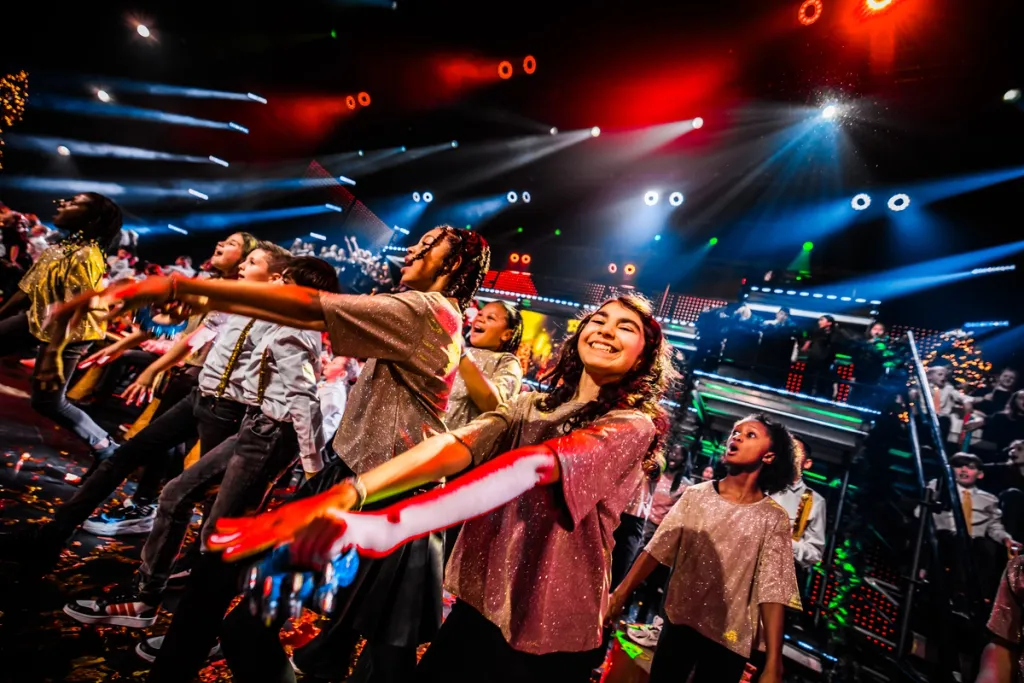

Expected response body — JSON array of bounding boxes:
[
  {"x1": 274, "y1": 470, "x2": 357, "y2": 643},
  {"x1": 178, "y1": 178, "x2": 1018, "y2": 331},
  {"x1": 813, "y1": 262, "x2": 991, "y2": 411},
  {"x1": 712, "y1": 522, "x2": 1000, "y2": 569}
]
[
  {"x1": 228, "y1": 122, "x2": 249, "y2": 134},
  {"x1": 95, "y1": 78, "x2": 268, "y2": 102},
  {"x1": 336, "y1": 175, "x2": 356, "y2": 186},
  {"x1": 963, "y1": 321, "x2": 1010, "y2": 329},
  {"x1": 247, "y1": 93, "x2": 268, "y2": 104},
  {"x1": 0, "y1": 176, "x2": 190, "y2": 200},
  {"x1": 309, "y1": 232, "x2": 327, "y2": 240},
  {"x1": 7, "y1": 134, "x2": 213, "y2": 163},
  {"x1": 325, "y1": 203, "x2": 343, "y2": 212},
  {"x1": 168, "y1": 205, "x2": 341, "y2": 231},
  {"x1": 31, "y1": 94, "x2": 238, "y2": 131},
  {"x1": 208, "y1": 156, "x2": 229, "y2": 167},
  {"x1": 392, "y1": 225, "x2": 410, "y2": 235},
  {"x1": 188, "y1": 188, "x2": 209, "y2": 200},
  {"x1": 167, "y1": 224, "x2": 188, "y2": 235},
  {"x1": 971, "y1": 265, "x2": 1015, "y2": 274}
]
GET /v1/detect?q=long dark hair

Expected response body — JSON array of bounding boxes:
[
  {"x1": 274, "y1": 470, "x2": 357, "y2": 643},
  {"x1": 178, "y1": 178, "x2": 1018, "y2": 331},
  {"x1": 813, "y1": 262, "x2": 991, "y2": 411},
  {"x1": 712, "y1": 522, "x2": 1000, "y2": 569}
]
[
  {"x1": 538, "y1": 294, "x2": 676, "y2": 472},
  {"x1": 60, "y1": 192, "x2": 123, "y2": 254},
  {"x1": 493, "y1": 301, "x2": 524, "y2": 354},
  {"x1": 405, "y1": 226, "x2": 491, "y2": 309}
]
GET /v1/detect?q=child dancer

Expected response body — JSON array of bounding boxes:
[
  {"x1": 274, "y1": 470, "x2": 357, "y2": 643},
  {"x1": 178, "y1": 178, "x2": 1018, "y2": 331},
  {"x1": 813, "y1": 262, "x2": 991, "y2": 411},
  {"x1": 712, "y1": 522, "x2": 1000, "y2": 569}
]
[
  {"x1": 606, "y1": 414, "x2": 800, "y2": 683},
  {"x1": 206, "y1": 295, "x2": 672, "y2": 683}
]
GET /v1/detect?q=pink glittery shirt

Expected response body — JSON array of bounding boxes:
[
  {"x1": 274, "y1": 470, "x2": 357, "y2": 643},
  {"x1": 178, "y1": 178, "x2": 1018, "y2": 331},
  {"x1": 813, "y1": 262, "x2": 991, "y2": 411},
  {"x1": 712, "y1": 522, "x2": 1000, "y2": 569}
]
[
  {"x1": 988, "y1": 555, "x2": 1024, "y2": 679},
  {"x1": 646, "y1": 480, "x2": 802, "y2": 658},
  {"x1": 445, "y1": 393, "x2": 656, "y2": 655},
  {"x1": 319, "y1": 290, "x2": 462, "y2": 475}
]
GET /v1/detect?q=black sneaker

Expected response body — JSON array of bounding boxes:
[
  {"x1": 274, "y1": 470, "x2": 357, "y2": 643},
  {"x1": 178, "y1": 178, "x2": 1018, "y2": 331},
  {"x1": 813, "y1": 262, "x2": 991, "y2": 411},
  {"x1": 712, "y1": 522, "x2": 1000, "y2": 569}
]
[
  {"x1": 82, "y1": 499, "x2": 156, "y2": 536},
  {"x1": 135, "y1": 635, "x2": 223, "y2": 663},
  {"x1": 63, "y1": 588, "x2": 160, "y2": 628}
]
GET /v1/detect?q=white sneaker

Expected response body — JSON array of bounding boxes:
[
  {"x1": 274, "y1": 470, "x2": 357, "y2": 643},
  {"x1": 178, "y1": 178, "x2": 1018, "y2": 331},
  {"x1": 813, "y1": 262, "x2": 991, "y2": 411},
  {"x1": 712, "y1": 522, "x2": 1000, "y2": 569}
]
[{"x1": 625, "y1": 615, "x2": 663, "y2": 648}]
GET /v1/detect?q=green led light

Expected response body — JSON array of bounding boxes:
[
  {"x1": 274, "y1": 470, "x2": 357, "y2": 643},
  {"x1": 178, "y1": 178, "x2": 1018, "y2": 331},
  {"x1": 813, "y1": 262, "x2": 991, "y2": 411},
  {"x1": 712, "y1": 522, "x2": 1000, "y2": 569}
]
[
  {"x1": 554, "y1": 229, "x2": 561, "y2": 236},
  {"x1": 466, "y1": 224, "x2": 472, "y2": 229},
  {"x1": 709, "y1": 237, "x2": 718, "y2": 246},
  {"x1": 330, "y1": 29, "x2": 337, "y2": 38},
  {"x1": 517, "y1": 226, "x2": 524, "y2": 233},
  {"x1": 803, "y1": 241, "x2": 814, "y2": 251}
]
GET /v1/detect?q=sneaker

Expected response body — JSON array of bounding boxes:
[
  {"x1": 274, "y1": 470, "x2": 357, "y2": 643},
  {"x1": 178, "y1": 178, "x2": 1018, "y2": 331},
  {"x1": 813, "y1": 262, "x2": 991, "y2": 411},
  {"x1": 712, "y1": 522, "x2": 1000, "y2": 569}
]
[
  {"x1": 82, "y1": 499, "x2": 156, "y2": 536},
  {"x1": 625, "y1": 615, "x2": 663, "y2": 648},
  {"x1": 135, "y1": 635, "x2": 222, "y2": 663},
  {"x1": 63, "y1": 589, "x2": 160, "y2": 628}
]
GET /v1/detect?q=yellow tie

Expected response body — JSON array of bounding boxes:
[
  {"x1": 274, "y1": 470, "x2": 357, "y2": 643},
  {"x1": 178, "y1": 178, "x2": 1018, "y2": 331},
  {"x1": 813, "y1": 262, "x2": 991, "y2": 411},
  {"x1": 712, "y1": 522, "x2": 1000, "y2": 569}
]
[
  {"x1": 215, "y1": 319, "x2": 256, "y2": 397},
  {"x1": 961, "y1": 489, "x2": 973, "y2": 537}
]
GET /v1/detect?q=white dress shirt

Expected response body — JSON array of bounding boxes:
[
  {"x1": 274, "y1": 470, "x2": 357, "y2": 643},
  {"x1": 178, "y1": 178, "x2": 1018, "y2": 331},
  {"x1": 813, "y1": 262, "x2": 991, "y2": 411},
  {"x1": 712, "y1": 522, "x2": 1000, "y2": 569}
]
[
  {"x1": 927, "y1": 479, "x2": 1011, "y2": 544},
  {"x1": 771, "y1": 479, "x2": 827, "y2": 569}
]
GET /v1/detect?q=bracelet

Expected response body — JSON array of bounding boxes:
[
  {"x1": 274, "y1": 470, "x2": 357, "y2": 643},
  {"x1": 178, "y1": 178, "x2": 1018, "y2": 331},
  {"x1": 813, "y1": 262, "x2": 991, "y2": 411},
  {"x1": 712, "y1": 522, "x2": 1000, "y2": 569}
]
[{"x1": 344, "y1": 476, "x2": 368, "y2": 511}]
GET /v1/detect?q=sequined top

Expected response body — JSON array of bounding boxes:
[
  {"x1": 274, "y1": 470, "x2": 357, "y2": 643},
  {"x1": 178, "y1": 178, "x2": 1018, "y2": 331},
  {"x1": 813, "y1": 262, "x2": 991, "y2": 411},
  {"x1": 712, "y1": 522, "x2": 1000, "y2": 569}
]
[
  {"x1": 647, "y1": 481, "x2": 802, "y2": 658},
  {"x1": 446, "y1": 393, "x2": 656, "y2": 654},
  {"x1": 648, "y1": 473, "x2": 693, "y2": 526},
  {"x1": 319, "y1": 290, "x2": 462, "y2": 475},
  {"x1": 987, "y1": 555, "x2": 1024, "y2": 679},
  {"x1": 445, "y1": 347, "x2": 523, "y2": 430},
  {"x1": 18, "y1": 243, "x2": 107, "y2": 343}
]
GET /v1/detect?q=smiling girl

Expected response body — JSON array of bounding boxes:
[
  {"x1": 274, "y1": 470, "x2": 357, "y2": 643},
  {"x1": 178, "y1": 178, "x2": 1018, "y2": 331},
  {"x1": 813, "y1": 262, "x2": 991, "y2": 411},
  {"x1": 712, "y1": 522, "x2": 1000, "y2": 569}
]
[
  {"x1": 606, "y1": 414, "x2": 800, "y2": 683},
  {"x1": 207, "y1": 294, "x2": 672, "y2": 682}
]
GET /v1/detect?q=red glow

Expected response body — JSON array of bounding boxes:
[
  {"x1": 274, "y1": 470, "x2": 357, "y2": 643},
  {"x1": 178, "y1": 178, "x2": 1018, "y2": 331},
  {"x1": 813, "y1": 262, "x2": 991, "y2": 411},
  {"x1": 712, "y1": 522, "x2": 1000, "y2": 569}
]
[
  {"x1": 509, "y1": 253, "x2": 520, "y2": 263},
  {"x1": 498, "y1": 60, "x2": 513, "y2": 80},
  {"x1": 521, "y1": 254, "x2": 532, "y2": 265},
  {"x1": 523, "y1": 55, "x2": 536, "y2": 75},
  {"x1": 798, "y1": 0, "x2": 823, "y2": 25},
  {"x1": 346, "y1": 96, "x2": 356, "y2": 110},
  {"x1": 608, "y1": 263, "x2": 618, "y2": 274},
  {"x1": 357, "y1": 91, "x2": 371, "y2": 106},
  {"x1": 624, "y1": 264, "x2": 636, "y2": 275},
  {"x1": 865, "y1": 0, "x2": 892, "y2": 10}
]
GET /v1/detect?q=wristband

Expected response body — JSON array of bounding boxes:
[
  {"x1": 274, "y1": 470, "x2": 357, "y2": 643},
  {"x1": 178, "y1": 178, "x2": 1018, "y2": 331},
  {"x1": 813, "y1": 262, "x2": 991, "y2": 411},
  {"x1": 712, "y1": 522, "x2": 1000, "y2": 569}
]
[{"x1": 344, "y1": 476, "x2": 368, "y2": 510}]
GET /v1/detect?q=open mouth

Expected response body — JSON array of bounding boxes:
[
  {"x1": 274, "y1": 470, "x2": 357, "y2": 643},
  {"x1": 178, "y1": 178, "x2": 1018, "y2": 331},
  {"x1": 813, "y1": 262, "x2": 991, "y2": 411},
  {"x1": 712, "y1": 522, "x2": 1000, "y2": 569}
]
[
  {"x1": 471, "y1": 325, "x2": 485, "y2": 334},
  {"x1": 588, "y1": 340, "x2": 617, "y2": 354}
]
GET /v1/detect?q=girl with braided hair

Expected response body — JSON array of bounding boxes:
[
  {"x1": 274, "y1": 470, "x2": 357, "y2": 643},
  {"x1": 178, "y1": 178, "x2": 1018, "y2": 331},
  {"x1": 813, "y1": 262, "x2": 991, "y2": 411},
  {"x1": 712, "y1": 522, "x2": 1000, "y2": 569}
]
[
  {"x1": 52, "y1": 225, "x2": 491, "y2": 683},
  {"x1": 205, "y1": 294, "x2": 674, "y2": 682}
]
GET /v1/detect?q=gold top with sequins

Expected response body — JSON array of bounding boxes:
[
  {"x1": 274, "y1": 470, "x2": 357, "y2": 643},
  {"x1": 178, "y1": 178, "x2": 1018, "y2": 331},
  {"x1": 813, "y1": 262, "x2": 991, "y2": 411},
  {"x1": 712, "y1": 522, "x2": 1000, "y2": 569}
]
[
  {"x1": 19, "y1": 242, "x2": 107, "y2": 343},
  {"x1": 988, "y1": 554, "x2": 1024, "y2": 679}
]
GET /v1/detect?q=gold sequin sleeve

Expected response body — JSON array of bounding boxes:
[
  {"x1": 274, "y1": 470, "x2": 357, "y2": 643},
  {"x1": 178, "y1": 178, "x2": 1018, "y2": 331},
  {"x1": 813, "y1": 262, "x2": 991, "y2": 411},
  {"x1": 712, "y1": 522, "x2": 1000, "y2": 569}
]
[
  {"x1": 318, "y1": 290, "x2": 431, "y2": 362},
  {"x1": 18, "y1": 244, "x2": 107, "y2": 343},
  {"x1": 61, "y1": 245, "x2": 106, "y2": 300},
  {"x1": 754, "y1": 505, "x2": 804, "y2": 610},
  {"x1": 988, "y1": 557, "x2": 1024, "y2": 645}
]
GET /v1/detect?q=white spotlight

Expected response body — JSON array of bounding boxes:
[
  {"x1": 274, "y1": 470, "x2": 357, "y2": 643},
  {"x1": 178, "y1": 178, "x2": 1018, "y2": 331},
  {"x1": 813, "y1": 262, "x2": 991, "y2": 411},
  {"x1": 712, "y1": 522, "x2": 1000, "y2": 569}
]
[
  {"x1": 507, "y1": 191, "x2": 518, "y2": 203},
  {"x1": 97, "y1": 90, "x2": 111, "y2": 103},
  {"x1": 522, "y1": 191, "x2": 532, "y2": 203},
  {"x1": 187, "y1": 188, "x2": 209, "y2": 200},
  {"x1": 325, "y1": 203, "x2": 343, "y2": 212},
  {"x1": 644, "y1": 191, "x2": 659, "y2": 206},
  {"x1": 668, "y1": 192, "x2": 684, "y2": 206},
  {"x1": 450, "y1": 140, "x2": 459, "y2": 148},
  {"x1": 309, "y1": 232, "x2": 327, "y2": 241},
  {"x1": 412, "y1": 192, "x2": 421, "y2": 202},
  {"x1": 691, "y1": 117, "x2": 704, "y2": 129},
  {"x1": 1005, "y1": 89, "x2": 1022, "y2": 103},
  {"x1": 887, "y1": 193, "x2": 910, "y2": 211},
  {"x1": 851, "y1": 193, "x2": 871, "y2": 210},
  {"x1": 822, "y1": 104, "x2": 838, "y2": 120},
  {"x1": 136, "y1": 24, "x2": 151, "y2": 38},
  {"x1": 167, "y1": 224, "x2": 188, "y2": 235},
  {"x1": 590, "y1": 126, "x2": 601, "y2": 137},
  {"x1": 422, "y1": 191, "x2": 433, "y2": 203},
  {"x1": 247, "y1": 93, "x2": 267, "y2": 104},
  {"x1": 336, "y1": 175, "x2": 356, "y2": 186},
  {"x1": 549, "y1": 127, "x2": 558, "y2": 135},
  {"x1": 56, "y1": 145, "x2": 71, "y2": 156},
  {"x1": 357, "y1": 150, "x2": 365, "y2": 157},
  {"x1": 208, "y1": 155, "x2": 229, "y2": 167}
]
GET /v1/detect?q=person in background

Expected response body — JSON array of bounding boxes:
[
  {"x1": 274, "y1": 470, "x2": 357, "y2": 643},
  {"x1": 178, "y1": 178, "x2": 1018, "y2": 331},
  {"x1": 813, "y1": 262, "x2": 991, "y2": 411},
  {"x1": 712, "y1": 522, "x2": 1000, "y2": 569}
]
[
  {"x1": 976, "y1": 555, "x2": 1024, "y2": 683},
  {"x1": 926, "y1": 364, "x2": 970, "y2": 446},
  {"x1": 771, "y1": 437, "x2": 826, "y2": 571},
  {"x1": 0, "y1": 194, "x2": 123, "y2": 469},
  {"x1": 164, "y1": 256, "x2": 196, "y2": 278},
  {"x1": 968, "y1": 390, "x2": 1024, "y2": 458},
  {"x1": 1, "y1": 211, "x2": 32, "y2": 295},
  {"x1": 759, "y1": 307, "x2": 798, "y2": 388},
  {"x1": 802, "y1": 315, "x2": 839, "y2": 398},
  {"x1": 607, "y1": 414, "x2": 800, "y2": 683},
  {"x1": 317, "y1": 353, "x2": 360, "y2": 444},
  {"x1": 26, "y1": 218, "x2": 55, "y2": 262}
]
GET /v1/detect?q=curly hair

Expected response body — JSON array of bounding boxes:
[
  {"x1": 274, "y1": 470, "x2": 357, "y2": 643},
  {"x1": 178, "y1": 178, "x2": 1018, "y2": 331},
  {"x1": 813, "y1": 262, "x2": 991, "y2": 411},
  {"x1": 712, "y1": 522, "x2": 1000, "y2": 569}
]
[
  {"x1": 60, "y1": 192, "x2": 123, "y2": 254},
  {"x1": 405, "y1": 226, "x2": 490, "y2": 309},
  {"x1": 490, "y1": 301, "x2": 524, "y2": 354},
  {"x1": 538, "y1": 294, "x2": 677, "y2": 476},
  {"x1": 739, "y1": 413, "x2": 797, "y2": 495}
]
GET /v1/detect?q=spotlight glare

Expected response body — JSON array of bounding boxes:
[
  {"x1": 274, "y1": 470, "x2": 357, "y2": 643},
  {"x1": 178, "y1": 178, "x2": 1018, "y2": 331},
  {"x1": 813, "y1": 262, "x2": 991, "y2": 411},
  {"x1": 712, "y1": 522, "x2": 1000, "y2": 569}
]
[
  {"x1": 208, "y1": 155, "x2": 229, "y2": 167},
  {"x1": 554, "y1": 229, "x2": 561, "y2": 236},
  {"x1": 887, "y1": 193, "x2": 910, "y2": 211},
  {"x1": 310, "y1": 232, "x2": 327, "y2": 241},
  {"x1": 167, "y1": 224, "x2": 187, "y2": 235},
  {"x1": 521, "y1": 254, "x2": 531, "y2": 265},
  {"x1": 510, "y1": 253, "x2": 521, "y2": 263},
  {"x1": 851, "y1": 193, "x2": 871, "y2": 210},
  {"x1": 1004, "y1": 89, "x2": 1022, "y2": 102},
  {"x1": 399, "y1": 146, "x2": 407, "y2": 152},
  {"x1": 822, "y1": 104, "x2": 838, "y2": 120},
  {"x1": 136, "y1": 24, "x2": 151, "y2": 38},
  {"x1": 608, "y1": 263, "x2": 618, "y2": 274},
  {"x1": 357, "y1": 150, "x2": 364, "y2": 156},
  {"x1": 517, "y1": 226, "x2": 524, "y2": 233},
  {"x1": 654, "y1": 234, "x2": 662, "y2": 241},
  {"x1": 507, "y1": 191, "x2": 518, "y2": 203},
  {"x1": 549, "y1": 127, "x2": 558, "y2": 135},
  {"x1": 357, "y1": 92, "x2": 371, "y2": 107},
  {"x1": 709, "y1": 237, "x2": 718, "y2": 246},
  {"x1": 187, "y1": 188, "x2": 209, "y2": 200},
  {"x1": 56, "y1": 145, "x2": 71, "y2": 156},
  {"x1": 798, "y1": 0, "x2": 823, "y2": 25},
  {"x1": 498, "y1": 61, "x2": 513, "y2": 80},
  {"x1": 691, "y1": 117, "x2": 704, "y2": 129},
  {"x1": 522, "y1": 191, "x2": 531, "y2": 203},
  {"x1": 337, "y1": 175, "x2": 356, "y2": 186},
  {"x1": 523, "y1": 55, "x2": 537, "y2": 75},
  {"x1": 803, "y1": 241, "x2": 815, "y2": 251},
  {"x1": 643, "y1": 191, "x2": 659, "y2": 206},
  {"x1": 590, "y1": 126, "x2": 601, "y2": 137},
  {"x1": 228, "y1": 122, "x2": 249, "y2": 134},
  {"x1": 668, "y1": 192, "x2": 684, "y2": 206},
  {"x1": 346, "y1": 96, "x2": 356, "y2": 110},
  {"x1": 422, "y1": 191, "x2": 433, "y2": 203},
  {"x1": 866, "y1": 0, "x2": 892, "y2": 10},
  {"x1": 96, "y1": 90, "x2": 112, "y2": 103},
  {"x1": 451, "y1": 140, "x2": 458, "y2": 148},
  {"x1": 624, "y1": 264, "x2": 636, "y2": 275},
  {"x1": 246, "y1": 93, "x2": 268, "y2": 104},
  {"x1": 412, "y1": 192, "x2": 421, "y2": 202},
  {"x1": 325, "y1": 203, "x2": 343, "y2": 212}
]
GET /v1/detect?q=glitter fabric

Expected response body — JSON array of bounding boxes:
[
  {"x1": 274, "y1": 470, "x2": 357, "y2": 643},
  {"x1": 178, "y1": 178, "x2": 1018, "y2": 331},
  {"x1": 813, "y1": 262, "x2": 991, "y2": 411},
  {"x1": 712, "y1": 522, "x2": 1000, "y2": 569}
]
[
  {"x1": 646, "y1": 480, "x2": 802, "y2": 658},
  {"x1": 987, "y1": 555, "x2": 1024, "y2": 679},
  {"x1": 444, "y1": 347, "x2": 523, "y2": 429},
  {"x1": 18, "y1": 243, "x2": 107, "y2": 343},
  {"x1": 445, "y1": 393, "x2": 656, "y2": 655},
  {"x1": 319, "y1": 290, "x2": 462, "y2": 475}
]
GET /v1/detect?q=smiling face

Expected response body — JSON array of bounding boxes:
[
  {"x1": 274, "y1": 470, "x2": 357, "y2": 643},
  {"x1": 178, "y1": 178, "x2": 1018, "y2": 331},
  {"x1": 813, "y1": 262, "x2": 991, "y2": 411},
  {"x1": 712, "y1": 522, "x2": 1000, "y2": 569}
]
[
  {"x1": 576, "y1": 300, "x2": 647, "y2": 384},
  {"x1": 723, "y1": 419, "x2": 777, "y2": 473},
  {"x1": 52, "y1": 194, "x2": 92, "y2": 227},
  {"x1": 401, "y1": 228, "x2": 457, "y2": 292},
  {"x1": 469, "y1": 302, "x2": 514, "y2": 351}
]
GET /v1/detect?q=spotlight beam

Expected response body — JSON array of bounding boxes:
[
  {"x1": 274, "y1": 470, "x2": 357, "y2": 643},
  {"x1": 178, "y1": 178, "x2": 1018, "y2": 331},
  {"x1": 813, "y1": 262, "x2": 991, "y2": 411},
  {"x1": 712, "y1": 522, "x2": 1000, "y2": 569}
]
[
  {"x1": 32, "y1": 94, "x2": 244, "y2": 131},
  {"x1": 6, "y1": 134, "x2": 217, "y2": 163}
]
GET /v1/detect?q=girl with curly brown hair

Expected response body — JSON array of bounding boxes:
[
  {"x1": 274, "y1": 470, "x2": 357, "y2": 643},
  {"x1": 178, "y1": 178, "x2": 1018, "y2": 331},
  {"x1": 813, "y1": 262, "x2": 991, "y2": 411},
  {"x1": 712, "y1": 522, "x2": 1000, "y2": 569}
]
[{"x1": 206, "y1": 294, "x2": 674, "y2": 683}]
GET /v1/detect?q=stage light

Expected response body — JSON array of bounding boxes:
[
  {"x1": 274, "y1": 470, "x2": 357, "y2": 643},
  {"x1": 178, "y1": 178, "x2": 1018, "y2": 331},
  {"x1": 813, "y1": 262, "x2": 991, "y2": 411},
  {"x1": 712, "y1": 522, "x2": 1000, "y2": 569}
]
[
  {"x1": 507, "y1": 191, "x2": 518, "y2": 203},
  {"x1": 358, "y1": 150, "x2": 364, "y2": 156},
  {"x1": 136, "y1": 24, "x2": 151, "y2": 38},
  {"x1": 450, "y1": 140, "x2": 458, "y2": 148},
  {"x1": 865, "y1": 0, "x2": 892, "y2": 10},
  {"x1": 337, "y1": 175, "x2": 356, "y2": 186},
  {"x1": 310, "y1": 232, "x2": 327, "y2": 241},
  {"x1": 167, "y1": 224, "x2": 188, "y2": 235},
  {"x1": 550, "y1": 127, "x2": 558, "y2": 135},
  {"x1": 393, "y1": 225, "x2": 410, "y2": 235},
  {"x1": 228, "y1": 122, "x2": 249, "y2": 134},
  {"x1": 521, "y1": 254, "x2": 531, "y2": 265},
  {"x1": 517, "y1": 226, "x2": 524, "y2": 233},
  {"x1": 608, "y1": 263, "x2": 618, "y2": 273},
  {"x1": 96, "y1": 90, "x2": 112, "y2": 103},
  {"x1": 709, "y1": 237, "x2": 718, "y2": 246},
  {"x1": 851, "y1": 193, "x2": 871, "y2": 210},
  {"x1": 590, "y1": 126, "x2": 601, "y2": 137},
  {"x1": 803, "y1": 241, "x2": 815, "y2": 251},
  {"x1": 209, "y1": 155, "x2": 229, "y2": 167},
  {"x1": 554, "y1": 229, "x2": 561, "y2": 236},
  {"x1": 357, "y1": 92, "x2": 371, "y2": 106},
  {"x1": 346, "y1": 96, "x2": 356, "y2": 109},
  {"x1": 522, "y1": 191, "x2": 531, "y2": 203},
  {"x1": 330, "y1": 29, "x2": 337, "y2": 39},
  {"x1": 668, "y1": 192, "x2": 684, "y2": 206},
  {"x1": 523, "y1": 56, "x2": 537, "y2": 75},
  {"x1": 422, "y1": 191, "x2": 433, "y2": 203},
  {"x1": 56, "y1": 145, "x2": 71, "y2": 156},
  {"x1": 1005, "y1": 89, "x2": 1022, "y2": 103},
  {"x1": 510, "y1": 253, "x2": 521, "y2": 263},
  {"x1": 325, "y1": 203, "x2": 343, "y2": 212},
  {"x1": 624, "y1": 264, "x2": 636, "y2": 275},
  {"x1": 498, "y1": 61, "x2": 513, "y2": 80},
  {"x1": 692, "y1": 117, "x2": 704, "y2": 129},
  {"x1": 798, "y1": 0, "x2": 823, "y2": 25},
  {"x1": 644, "y1": 191, "x2": 659, "y2": 206},
  {"x1": 188, "y1": 188, "x2": 209, "y2": 200},
  {"x1": 399, "y1": 146, "x2": 407, "y2": 152},
  {"x1": 822, "y1": 104, "x2": 838, "y2": 120},
  {"x1": 887, "y1": 193, "x2": 910, "y2": 211},
  {"x1": 654, "y1": 234, "x2": 662, "y2": 241},
  {"x1": 412, "y1": 192, "x2": 421, "y2": 202},
  {"x1": 247, "y1": 93, "x2": 267, "y2": 104}
]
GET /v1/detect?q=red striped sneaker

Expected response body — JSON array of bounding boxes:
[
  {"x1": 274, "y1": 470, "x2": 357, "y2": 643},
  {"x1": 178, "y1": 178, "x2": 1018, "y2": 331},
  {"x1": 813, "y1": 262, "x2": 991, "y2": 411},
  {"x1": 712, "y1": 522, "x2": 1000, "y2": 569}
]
[{"x1": 63, "y1": 589, "x2": 160, "y2": 628}]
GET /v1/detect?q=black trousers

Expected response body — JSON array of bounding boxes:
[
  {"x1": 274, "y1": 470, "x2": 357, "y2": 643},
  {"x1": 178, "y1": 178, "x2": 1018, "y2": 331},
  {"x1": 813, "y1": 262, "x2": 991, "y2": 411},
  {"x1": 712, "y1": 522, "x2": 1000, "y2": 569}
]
[
  {"x1": 133, "y1": 366, "x2": 202, "y2": 504},
  {"x1": 47, "y1": 388, "x2": 245, "y2": 542},
  {"x1": 648, "y1": 622, "x2": 748, "y2": 683},
  {"x1": 611, "y1": 512, "x2": 647, "y2": 590},
  {"x1": 414, "y1": 601, "x2": 603, "y2": 683}
]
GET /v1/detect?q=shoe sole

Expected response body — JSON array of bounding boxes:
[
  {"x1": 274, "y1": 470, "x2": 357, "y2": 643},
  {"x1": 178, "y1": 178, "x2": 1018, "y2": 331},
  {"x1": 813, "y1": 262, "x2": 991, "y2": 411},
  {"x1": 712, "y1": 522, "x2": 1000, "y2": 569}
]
[
  {"x1": 82, "y1": 518, "x2": 155, "y2": 536},
  {"x1": 63, "y1": 605, "x2": 157, "y2": 628},
  {"x1": 135, "y1": 641, "x2": 222, "y2": 663}
]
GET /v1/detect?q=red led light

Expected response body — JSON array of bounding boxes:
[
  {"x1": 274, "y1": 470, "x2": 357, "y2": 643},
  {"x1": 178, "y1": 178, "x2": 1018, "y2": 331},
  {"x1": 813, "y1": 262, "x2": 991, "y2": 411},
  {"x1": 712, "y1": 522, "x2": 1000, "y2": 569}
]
[
  {"x1": 523, "y1": 55, "x2": 537, "y2": 75},
  {"x1": 346, "y1": 96, "x2": 356, "y2": 110},
  {"x1": 357, "y1": 91, "x2": 371, "y2": 106},
  {"x1": 624, "y1": 264, "x2": 636, "y2": 275},
  {"x1": 798, "y1": 0, "x2": 823, "y2": 25},
  {"x1": 498, "y1": 61, "x2": 513, "y2": 80},
  {"x1": 520, "y1": 254, "x2": 531, "y2": 265},
  {"x1": 608, "y1": 263, "x2": 618, "y2": 274},
  {"x1": 509, "y1": 253, "x2": 520, "y2": 263}
]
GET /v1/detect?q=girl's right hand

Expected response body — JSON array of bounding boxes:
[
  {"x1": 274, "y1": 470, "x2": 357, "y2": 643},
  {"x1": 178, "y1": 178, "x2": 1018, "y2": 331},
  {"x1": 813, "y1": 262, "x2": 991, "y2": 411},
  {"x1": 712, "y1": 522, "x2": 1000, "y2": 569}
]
[{"x1": 120, "y1": 371, "x2": 156, "y2": 406}]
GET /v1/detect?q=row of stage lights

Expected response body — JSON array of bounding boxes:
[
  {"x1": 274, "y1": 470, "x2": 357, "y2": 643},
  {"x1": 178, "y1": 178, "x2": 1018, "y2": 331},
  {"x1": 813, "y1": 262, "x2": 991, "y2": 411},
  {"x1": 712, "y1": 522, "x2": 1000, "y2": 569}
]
[
  {"x1": 798, "y1": 0, "x2": 900, "y2": 26},
  {"x1": 608, "y1": 263, "x2": 637, "y2": 275},
  {"x1": 498, "y1": 56, "x2": 537, "y2": 80},
  {"x1": 509, "y1": 253, "x2": 532, "y2": 265},
  {"x1": 851, "y1": 192, "x2": 910, "y2": 211},
  {"x1": 411, "y1": 190, "x2": 533, "y2": 204},
  {"x1": 644, "y1": 191, "x2": 685, "y2": 207}
]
